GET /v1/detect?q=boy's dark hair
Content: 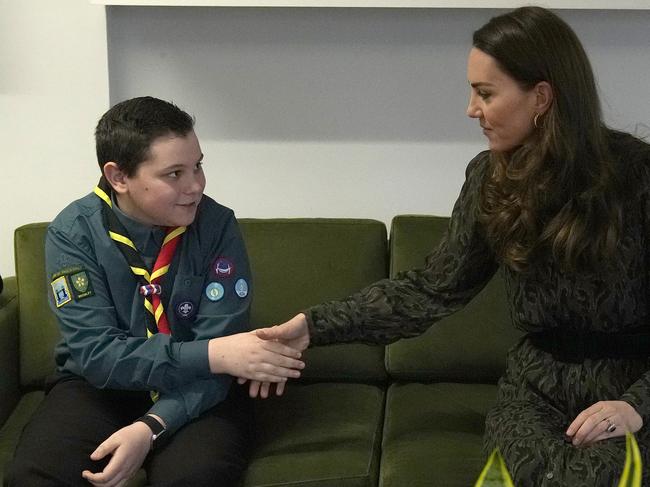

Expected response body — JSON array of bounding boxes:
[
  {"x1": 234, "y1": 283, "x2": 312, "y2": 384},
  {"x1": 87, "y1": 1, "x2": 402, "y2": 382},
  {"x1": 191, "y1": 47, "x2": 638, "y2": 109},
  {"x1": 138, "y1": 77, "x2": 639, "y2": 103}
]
[{"x1": 95, "y1": 96, "x2": 195, "y2": 176}]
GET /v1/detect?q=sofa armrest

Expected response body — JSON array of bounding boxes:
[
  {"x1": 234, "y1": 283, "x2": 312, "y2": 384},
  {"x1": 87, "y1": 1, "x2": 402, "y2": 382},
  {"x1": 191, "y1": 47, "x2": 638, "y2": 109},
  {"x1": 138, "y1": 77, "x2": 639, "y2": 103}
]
[{"x1": 0, "y1": 277, "x2": 20, "y2": 426}]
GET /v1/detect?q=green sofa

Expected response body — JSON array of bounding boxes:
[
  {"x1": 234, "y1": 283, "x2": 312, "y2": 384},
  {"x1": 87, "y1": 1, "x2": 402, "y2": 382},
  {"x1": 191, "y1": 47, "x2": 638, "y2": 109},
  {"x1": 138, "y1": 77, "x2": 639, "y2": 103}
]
[{"x1": 0, "y1": 216, "x2": 522, "y2": 487}]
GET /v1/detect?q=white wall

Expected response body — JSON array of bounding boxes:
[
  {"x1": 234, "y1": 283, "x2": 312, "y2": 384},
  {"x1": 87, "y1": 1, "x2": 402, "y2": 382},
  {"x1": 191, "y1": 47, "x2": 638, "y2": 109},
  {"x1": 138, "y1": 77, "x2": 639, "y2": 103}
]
[{"x1": 0, "y1": 0, "x2": 109, "y2": 277}]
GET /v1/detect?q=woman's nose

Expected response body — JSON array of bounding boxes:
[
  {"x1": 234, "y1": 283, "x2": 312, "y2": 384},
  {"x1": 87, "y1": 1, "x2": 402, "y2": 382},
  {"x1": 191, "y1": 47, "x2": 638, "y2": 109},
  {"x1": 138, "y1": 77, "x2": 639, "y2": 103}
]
[{"x1": 466, "y1": 98, "x2": 480, "y2": 118}]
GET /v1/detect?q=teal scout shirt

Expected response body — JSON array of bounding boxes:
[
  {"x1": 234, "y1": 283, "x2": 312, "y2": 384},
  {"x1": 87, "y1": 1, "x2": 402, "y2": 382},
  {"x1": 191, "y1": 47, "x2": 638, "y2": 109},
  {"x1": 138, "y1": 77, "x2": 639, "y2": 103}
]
[{"x1": 46, "y1": 192, "x2": 252, "y2": 433}]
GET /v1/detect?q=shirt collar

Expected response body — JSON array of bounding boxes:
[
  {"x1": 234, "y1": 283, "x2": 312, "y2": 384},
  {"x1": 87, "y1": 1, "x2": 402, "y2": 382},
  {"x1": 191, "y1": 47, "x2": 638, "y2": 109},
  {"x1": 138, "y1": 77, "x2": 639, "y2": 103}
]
[{"x1": 111, "y1": 193, "x2": 165, "y2": 258}]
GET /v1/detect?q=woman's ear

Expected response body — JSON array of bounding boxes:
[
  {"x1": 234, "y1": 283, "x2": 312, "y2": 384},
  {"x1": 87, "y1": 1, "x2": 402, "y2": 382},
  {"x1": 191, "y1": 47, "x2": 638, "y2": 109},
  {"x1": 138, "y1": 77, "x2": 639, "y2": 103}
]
[
  {"x1": 534, "y1": 81, "x2": 553, "y2": 115},
  {"x1": 103, "y1": 162, "x2": 128, "y2": 194}
]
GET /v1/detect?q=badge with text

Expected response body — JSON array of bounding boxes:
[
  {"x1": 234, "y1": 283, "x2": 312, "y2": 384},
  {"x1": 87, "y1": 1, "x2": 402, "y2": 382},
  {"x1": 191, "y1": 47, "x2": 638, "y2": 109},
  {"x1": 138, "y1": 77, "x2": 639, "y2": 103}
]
[
  {"x1": 212, "y1": 257, "x2": 235, "y2": 278},
  {"x1": 70, "y1": 270, "x2": 94, "y2": 300},
  {"x1": 234, "y1": 278, "x2": 249, "y2": 298},
  {"x1": 205, "y1": 282, "x2": 225, "y2": 302}
]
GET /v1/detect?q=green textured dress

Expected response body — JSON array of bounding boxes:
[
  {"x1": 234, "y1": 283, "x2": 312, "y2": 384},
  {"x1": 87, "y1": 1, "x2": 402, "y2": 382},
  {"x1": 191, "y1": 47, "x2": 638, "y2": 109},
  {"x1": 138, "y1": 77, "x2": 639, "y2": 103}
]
[{"x1": 305, "y1": 132, "x2": 650, "y2": 486}]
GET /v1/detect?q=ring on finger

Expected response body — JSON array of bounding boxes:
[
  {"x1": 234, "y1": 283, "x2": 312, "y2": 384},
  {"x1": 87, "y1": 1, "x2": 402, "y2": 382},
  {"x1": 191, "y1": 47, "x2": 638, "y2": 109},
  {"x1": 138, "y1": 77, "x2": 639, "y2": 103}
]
[{"x1": 605, "y1": 418, "x2": 617, "y2": 433}]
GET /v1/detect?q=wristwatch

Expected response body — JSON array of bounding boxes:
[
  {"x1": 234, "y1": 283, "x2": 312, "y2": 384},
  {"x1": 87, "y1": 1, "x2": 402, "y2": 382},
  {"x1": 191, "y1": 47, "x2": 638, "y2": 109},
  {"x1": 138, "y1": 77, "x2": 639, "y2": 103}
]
[{"x1": 135, "y1": 415, "x2": 166, "y2": 450}]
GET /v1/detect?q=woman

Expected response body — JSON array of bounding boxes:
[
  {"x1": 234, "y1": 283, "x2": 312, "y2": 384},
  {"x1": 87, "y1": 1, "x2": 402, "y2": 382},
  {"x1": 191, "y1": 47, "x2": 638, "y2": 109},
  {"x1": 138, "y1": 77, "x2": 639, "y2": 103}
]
[{"x1": 254, "y1": 6, "x2": 650, "y2": 485}]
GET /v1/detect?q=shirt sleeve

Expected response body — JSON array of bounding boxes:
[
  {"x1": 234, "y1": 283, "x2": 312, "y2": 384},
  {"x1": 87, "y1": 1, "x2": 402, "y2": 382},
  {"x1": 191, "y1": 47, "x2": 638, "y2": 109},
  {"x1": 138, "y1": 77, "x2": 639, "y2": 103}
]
[
  {"x1": 46, "y1": 224, "x2": 214, "y2": 391},
  {"x1": 147, "y1": 377, "x2": 231, "y2": 434},
  {"x1": 146, "y1": 212, "x2": 252, "y2": 433},
  {"x1": 306, "y1": 152, "x2": 499, "y2": 346}
]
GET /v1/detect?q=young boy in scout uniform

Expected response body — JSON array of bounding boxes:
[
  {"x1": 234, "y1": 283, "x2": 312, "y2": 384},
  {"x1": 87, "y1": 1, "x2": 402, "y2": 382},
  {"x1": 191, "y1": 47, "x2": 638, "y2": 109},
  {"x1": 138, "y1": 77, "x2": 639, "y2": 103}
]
[{"x1": 8, "y1": 97, "x2": 304, "y2": 486}]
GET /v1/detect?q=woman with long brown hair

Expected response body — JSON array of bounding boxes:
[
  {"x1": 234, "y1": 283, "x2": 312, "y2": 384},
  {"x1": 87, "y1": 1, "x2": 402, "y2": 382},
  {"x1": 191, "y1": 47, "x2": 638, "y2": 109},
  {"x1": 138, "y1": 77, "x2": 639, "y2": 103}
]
[{"x1": 254, "y1": 6, "x2": 650, "y2": 485}]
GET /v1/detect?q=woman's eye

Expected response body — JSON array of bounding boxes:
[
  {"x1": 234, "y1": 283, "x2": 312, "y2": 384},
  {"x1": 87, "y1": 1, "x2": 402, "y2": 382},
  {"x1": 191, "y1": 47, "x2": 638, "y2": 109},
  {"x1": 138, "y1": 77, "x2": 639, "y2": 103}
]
[
  {"x1": 195, "y1": 162, "x2": 203, "y2": 171},
  {"x1": 478, "y1": 91, "x2": 491, "y2": 100},
  {"x1": 168, "y1": 171, "x2": 181, "y2": 178}
]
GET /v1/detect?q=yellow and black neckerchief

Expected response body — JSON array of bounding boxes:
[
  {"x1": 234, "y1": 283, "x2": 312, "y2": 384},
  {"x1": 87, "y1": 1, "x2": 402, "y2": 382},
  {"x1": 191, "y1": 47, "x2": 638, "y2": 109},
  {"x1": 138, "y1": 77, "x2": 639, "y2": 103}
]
[{"x1": 94, "y1": 176, "x2": 186, "y2": 337}]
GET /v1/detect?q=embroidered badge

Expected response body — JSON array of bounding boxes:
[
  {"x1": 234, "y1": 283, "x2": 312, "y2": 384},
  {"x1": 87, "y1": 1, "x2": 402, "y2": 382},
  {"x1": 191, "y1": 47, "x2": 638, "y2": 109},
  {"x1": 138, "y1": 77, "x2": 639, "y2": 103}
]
[
  {"x1": 234, "y1": 278, "x2": 249, "y2": 298},
  {"x1": 70, "y1": 270, "x2": 94, "y2": 300},
  {"x1": 51, "y1": 276, "x2": 72, "y2": 308},
  {"x1": 205, "y1": 282, "x2": 225, "y2": 302},
  {"x1": 176, "y1": 301, "x2": 195, "y2": 319},
  {"x1": 212, "y1": 257, "x2": 235, "y2": 278}
]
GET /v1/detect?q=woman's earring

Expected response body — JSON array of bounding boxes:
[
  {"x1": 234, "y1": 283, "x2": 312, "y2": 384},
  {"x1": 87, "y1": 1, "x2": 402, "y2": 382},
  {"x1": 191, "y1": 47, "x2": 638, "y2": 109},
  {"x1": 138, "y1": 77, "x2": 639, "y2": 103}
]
[{"x1": 534, "y1": 113, "x2": 541, "y2": 129}]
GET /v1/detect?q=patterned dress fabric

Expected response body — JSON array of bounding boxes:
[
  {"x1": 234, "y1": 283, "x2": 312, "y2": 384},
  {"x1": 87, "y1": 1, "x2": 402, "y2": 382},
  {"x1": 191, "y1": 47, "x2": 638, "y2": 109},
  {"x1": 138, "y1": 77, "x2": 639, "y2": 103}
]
[{"x1": 306, "y1": 132, "x2": 650, "y2": 486}]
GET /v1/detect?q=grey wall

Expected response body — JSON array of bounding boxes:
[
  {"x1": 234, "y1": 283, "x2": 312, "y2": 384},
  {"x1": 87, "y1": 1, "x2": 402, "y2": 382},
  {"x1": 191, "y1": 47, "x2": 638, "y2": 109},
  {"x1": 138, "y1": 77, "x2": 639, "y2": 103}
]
[{"x1": 107, "y1": 7, "x2": 650, "y2": 222}]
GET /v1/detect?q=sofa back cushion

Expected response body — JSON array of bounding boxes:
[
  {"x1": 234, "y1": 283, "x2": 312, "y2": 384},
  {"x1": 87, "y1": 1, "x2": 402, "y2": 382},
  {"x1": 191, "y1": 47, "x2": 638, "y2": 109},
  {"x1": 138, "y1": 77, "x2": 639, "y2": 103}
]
[
  {"x1": 15, "y1": 223, "x2": 58, "y2": 389},
  {"x1": 239, "y1": 219, "x2": 388, "y2": 383},
  {"x1": 385, "y1": 215, "x2": 522, "y2": 384}
]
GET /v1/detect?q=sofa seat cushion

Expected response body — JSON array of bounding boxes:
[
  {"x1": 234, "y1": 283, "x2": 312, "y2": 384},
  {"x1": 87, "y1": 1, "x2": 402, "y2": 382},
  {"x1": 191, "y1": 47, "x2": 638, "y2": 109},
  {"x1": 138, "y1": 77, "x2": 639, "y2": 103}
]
[
  {"x1": 380, "y1": 382, "x2": 497, "y2": 487},
  {"x1": 243, "y1": 383, "x2": 385, "y2": 487}
]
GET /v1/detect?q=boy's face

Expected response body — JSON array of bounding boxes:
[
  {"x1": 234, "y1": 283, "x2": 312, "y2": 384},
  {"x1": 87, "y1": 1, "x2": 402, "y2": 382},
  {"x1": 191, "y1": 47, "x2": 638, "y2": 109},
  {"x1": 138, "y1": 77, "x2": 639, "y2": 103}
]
[{"x1": 117, "y1": 130, "x2": 206, "y2": 227}]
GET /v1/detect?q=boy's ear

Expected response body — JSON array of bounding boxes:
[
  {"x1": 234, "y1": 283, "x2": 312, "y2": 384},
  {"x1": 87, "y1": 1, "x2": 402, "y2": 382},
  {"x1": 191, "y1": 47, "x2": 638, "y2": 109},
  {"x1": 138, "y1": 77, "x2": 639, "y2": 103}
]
[
  {"x1": 103, "y1": 162, "x2": 128, "y2": 194},
  {"x1": 534, "y1": 81, "x2": 553, "y2": 115}
]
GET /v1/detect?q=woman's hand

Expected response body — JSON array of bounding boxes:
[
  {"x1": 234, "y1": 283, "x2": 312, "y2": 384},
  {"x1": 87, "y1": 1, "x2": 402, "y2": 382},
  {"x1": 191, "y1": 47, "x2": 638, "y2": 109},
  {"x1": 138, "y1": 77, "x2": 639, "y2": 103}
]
[
  {"x1": 82, "y1": 421, "x2": 152, "y2": 487},
  {"x1": 208, "y1": 330, "x2": 305, "y2": 382},
  {"x1": 566, "y1": 400, "x2": 643, "y2": 447}
]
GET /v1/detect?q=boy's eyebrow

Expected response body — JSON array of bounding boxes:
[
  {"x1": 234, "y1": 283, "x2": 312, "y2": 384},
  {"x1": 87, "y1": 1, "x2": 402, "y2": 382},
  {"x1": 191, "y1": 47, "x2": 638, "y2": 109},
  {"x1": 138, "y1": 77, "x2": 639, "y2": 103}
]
[{"x1": 161, "y1": 154, "x2": 204, "y2": 171}]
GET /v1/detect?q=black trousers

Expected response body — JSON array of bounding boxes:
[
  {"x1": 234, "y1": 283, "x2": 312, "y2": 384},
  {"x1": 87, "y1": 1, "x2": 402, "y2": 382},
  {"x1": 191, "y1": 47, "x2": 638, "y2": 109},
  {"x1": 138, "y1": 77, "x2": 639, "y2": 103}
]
[{"x1": 7, "y1": 376, "x2": 254, "y2": 487}]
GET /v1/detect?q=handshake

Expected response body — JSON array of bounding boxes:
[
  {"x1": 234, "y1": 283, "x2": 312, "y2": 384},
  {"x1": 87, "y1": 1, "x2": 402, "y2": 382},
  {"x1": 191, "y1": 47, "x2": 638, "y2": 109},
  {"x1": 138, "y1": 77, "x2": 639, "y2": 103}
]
[{"x1": 207, "y1": 313, "x2": 311, "y2": 398}]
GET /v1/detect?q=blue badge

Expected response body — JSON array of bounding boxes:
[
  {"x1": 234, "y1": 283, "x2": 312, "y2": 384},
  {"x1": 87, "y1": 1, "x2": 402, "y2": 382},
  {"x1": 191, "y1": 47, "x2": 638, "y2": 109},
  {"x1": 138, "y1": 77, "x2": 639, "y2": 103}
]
[
  {"x1": 51, "y1": 276, "x2": 72, "y2": 308},
  {"x1": 213, "y1": 257, "x2": 235, "y2": 278},
  {"x1": 205, "y1": 282, "x2": 225, "y2": 302},
  {"x1": 176, "y1": 300, "x2": 196, "y2": 319},
  {"x1": 234, "y1": 278, "x2": 249, "y2": 298}
]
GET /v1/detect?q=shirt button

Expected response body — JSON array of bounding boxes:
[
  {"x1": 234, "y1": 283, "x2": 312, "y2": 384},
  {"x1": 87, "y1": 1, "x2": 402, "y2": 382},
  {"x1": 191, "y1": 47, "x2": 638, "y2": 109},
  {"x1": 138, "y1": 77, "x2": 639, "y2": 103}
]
[
  {"x1": 546, "y1": 472, "x2": 554, "y2": 480},
  {"x1": 184, "y1": 279, "x2": 191, "y2": 286}
]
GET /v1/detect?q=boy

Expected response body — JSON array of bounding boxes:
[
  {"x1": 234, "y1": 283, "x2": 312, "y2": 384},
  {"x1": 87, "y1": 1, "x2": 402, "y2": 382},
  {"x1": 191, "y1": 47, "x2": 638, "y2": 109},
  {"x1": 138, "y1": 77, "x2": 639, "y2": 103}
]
[{"x1": 9, "y1": 97, "x2": 304, "y2": 486}]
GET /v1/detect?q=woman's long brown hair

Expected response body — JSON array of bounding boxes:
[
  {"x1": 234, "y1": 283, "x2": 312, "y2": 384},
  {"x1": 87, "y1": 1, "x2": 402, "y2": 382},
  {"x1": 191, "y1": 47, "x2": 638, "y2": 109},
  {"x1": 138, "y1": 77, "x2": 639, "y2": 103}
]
[{"x1": 473, "y1": 7, "x2": 624, "y2": 272}]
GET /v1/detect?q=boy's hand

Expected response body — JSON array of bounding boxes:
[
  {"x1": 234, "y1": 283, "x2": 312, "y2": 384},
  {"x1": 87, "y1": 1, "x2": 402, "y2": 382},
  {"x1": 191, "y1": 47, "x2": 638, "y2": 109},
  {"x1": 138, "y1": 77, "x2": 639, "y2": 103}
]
[
  {"x1": 208, "y1": 330, "x2": 305, "y2": 382},
  {"x1": 238, "y1": 314, "x2": 311, "y2": 398},
  {"x1": 82, "y1": 421, "x2": 151, "y2": 487}
]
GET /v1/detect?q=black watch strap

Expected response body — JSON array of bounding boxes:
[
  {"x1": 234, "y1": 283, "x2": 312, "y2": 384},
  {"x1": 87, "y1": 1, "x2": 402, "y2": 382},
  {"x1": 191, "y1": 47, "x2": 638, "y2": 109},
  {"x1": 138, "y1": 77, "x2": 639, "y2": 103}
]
[{"x1": 135, "y1": 415, "x2": 166, "y2": 449}]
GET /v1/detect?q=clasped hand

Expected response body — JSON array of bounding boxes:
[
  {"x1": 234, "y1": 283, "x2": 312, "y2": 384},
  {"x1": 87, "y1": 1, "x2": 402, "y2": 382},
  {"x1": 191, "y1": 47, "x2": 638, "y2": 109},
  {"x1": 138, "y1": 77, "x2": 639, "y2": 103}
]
[
  {"x1": 208, "y1": 327, "x2": 306, "y2": 383},
  {"x1": 237, "y1": 314, "x2": 311, "y2": 398}
]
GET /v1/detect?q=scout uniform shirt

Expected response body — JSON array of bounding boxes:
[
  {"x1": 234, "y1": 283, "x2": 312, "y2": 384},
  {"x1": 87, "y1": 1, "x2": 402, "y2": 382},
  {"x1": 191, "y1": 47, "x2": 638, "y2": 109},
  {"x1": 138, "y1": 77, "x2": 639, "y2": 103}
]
[{"x1": 46, "y1": 192, "x2": 251, "y2": 434}]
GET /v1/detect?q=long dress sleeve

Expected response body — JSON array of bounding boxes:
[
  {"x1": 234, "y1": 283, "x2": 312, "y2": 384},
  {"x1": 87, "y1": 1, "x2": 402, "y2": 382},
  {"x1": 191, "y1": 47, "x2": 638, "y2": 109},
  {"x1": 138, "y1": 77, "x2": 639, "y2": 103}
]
[{"x1": 307, "y1": 151, "x2": 499, "y2": 346}]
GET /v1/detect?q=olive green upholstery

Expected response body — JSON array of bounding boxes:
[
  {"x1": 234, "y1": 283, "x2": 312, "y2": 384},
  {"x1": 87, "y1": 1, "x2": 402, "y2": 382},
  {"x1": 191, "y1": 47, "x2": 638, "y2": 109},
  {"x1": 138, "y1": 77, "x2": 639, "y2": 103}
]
[
  {"x1": 0, "y1": 215, "x2": 519, "y2": 487},
  {"x1": 380, "y1": 215, "x2": 522, "y2": 487}
]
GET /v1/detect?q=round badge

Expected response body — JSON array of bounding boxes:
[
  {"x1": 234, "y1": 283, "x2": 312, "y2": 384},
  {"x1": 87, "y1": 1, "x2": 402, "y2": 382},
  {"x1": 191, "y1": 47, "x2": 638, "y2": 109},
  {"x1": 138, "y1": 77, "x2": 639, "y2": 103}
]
[
  {"x1": 234, "y1": 278, "x2": 249, "y2": 298},
  {"x1": 176, "y1": 300, "x2": 195, "y2": 319},
  {"x1": 205, "y1": 282, "x2": 225, "y2": 302},
  {"x1": 213, "y1": 257, "x2": 235, "y2": 278}
]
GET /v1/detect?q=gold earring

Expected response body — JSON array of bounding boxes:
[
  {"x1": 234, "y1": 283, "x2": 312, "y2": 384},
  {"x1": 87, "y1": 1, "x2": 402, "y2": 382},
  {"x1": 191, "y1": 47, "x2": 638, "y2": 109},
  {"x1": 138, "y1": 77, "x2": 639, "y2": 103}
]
[{"x1": 534, "y1": 113, "x2": 541, "y2": 129}]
